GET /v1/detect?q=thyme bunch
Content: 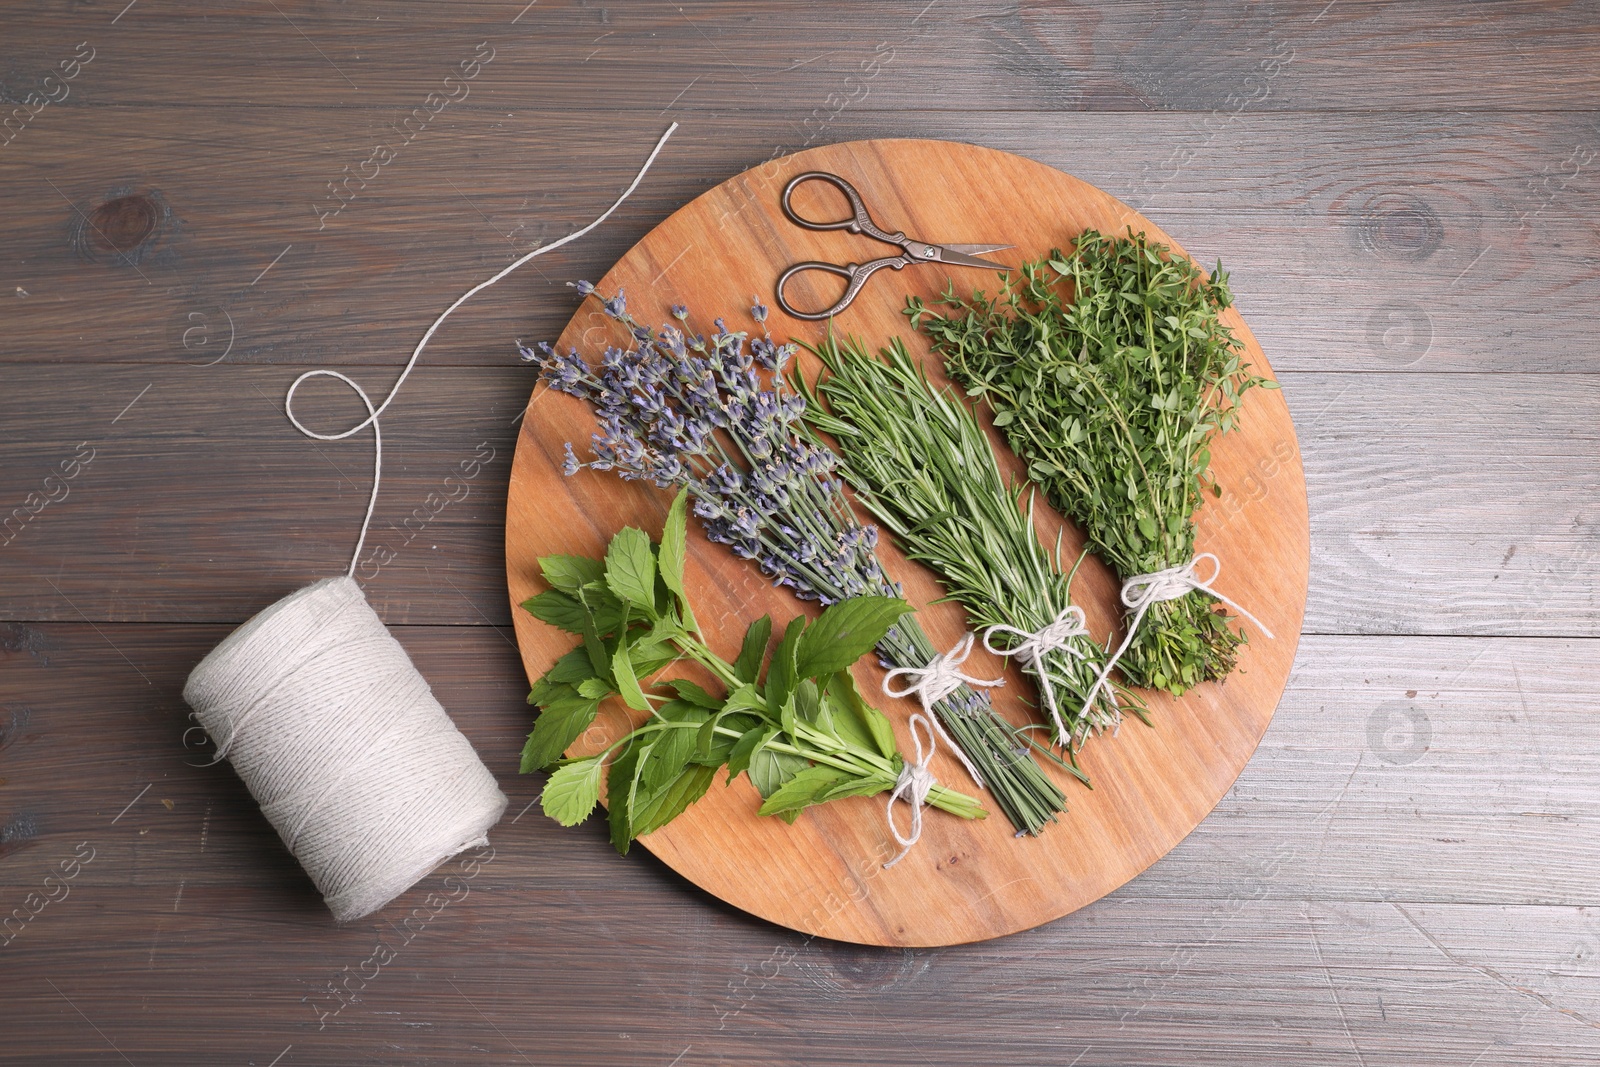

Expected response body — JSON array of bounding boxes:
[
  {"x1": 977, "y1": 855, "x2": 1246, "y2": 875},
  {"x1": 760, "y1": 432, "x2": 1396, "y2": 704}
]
[{"x1": 910, "y1": 230, "x2": 1275, "y2": 695}]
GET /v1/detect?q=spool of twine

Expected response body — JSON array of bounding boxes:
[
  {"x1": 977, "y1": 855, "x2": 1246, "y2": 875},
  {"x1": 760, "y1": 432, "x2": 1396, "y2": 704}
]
[
  {"x1": 184, "y1": 577, "x2": 507, "y2": 922},
  {"x1": 178, "y1": 124, "x2": 677, "y2": 922}
]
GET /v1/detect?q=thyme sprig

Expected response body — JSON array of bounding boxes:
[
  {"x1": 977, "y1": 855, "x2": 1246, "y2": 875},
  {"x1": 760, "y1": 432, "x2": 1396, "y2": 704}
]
[{"x1": 910, "y1": 229, "x2": 1276, "y2": 695}]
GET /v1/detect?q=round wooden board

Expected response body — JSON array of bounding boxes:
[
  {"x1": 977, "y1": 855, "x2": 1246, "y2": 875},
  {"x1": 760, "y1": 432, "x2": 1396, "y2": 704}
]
[{"x1": 506, "y1": 138, "x2": 1309, "y2": 947}]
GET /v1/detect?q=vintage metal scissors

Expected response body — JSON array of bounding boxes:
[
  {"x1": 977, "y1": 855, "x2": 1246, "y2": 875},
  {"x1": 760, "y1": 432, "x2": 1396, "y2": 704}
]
[{"x1": 774, "y1": 171, "x2": 1010, "y2": 321}]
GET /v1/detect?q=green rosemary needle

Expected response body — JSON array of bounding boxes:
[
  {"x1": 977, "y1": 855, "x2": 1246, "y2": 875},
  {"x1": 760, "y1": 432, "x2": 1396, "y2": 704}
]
[{"x1": 798, "y1": 333, "x2": 1140, "y2": 758}]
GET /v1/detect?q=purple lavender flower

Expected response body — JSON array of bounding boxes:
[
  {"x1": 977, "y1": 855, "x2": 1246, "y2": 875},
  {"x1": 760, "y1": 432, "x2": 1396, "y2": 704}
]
[{"x1": 528, "y1": 290, "x2": 891, "y2": 607}]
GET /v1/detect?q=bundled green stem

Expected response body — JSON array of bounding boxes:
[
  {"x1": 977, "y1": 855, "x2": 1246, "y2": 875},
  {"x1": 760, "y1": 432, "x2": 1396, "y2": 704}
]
[
  {"x1": 910, "y1": 229, "x2": 1276, "y2": 695},
  {"x1": 797, "y1": 333, "x2": 1139, "y2": 752},
  {"x1": 521, "y1": 491, "x2": 984, "y2": 854}
]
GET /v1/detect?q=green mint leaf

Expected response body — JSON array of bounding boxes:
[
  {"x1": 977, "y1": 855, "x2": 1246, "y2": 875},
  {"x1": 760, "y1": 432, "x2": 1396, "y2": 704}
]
[
  {"x1": 721, "y1": 683, "x2": 768, "y2": 718},
  {"x1": 765, "y1": 615, "x2": 806, "y2": 715},
  {"x1": 629, "y1": 763, "x2": 716, "y2": 838},
  {"x1": 669, "y1": 679, "x2": 721, "y2": 709},
  {"x1": 521, "y1": 591, "x2": 588, "y2": 634},
  {"x1": 641, "y1": 701, "x2": 709, "y2": 790},
  {"x1": 778, "y1": 692, "x2": 798, "y2": 739},
  {"x1": 734, "y1": 615, "x2": 773, "y2": 684},
  {"x1": 578, "y1": 604, "x2": 612, "y2": 681},
  {"x1": 610, "y1": 628, "x2": 651, "y2": 713},
  {"x1": 748, "y1": 746, "x2": 808, "y2": 799},
  {"x1": 604, "y1": 526, "x2": 658, "y2": 613},
  {"x1": 537, "y1": 554, "x2": 605, "y2": 596},
  {"x1": 544, "y1": 648, "x2": 597, "y2": 686},
  {"x1": 792, "y1": 679, "x2": 822, "y2": 725},
  {"x1": 695, "y1": 710, "x2": 760, "y2": 765},
  {"x1": 756, "y1": 765, "x2": 849, "y2": 822},
  {"x1": 520, "y1": 696, "x2": 601, "y2": 773},
  {"x1": 725, "y1": 725, "x2": 769, "y2": 783},
  {"x1": 827, "y1": 670, "x2": 898, "y2": 760},
  {"x1": 540, "y1": 757, "x2": 604, "y2": 826},
  {"x1": 793, "y1": 596, "x2": 914, "y2": 680},
  {"x1": 819, "y1": 775, "x2": 893, "y2": 803},
  {"x1": 606, "y1": 743, "x2": 641, "y2": 854},
  {"x1": 528, "y1": 678, "x2": 577, "y2": 708},
  {"x1": 659, "y1": 489, "x2": 690, "y2": 599}
]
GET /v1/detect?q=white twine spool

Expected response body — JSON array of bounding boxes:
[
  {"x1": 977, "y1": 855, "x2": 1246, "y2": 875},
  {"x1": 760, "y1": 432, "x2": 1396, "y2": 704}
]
[
  {"x1": 181, "y1": 124, "x2": 679, "y2": 922},
  {"x1": 183, "y1": 577, "x2": 507, "y2": 922}
]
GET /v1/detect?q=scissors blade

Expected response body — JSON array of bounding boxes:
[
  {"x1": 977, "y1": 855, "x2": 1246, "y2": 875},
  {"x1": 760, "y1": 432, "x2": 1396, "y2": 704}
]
[
  {"x1": 940, "y1": 243, "x2": 1013, "y2": 256},
  {"x1": 930, "y1": 243, "x2": 1011, "y2": 270}
]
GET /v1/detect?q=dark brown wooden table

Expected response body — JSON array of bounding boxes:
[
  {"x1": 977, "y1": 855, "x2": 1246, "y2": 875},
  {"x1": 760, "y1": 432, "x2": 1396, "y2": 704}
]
[{"x1": 3, "y1": 3, "x2": 1598, "y2": 1064}]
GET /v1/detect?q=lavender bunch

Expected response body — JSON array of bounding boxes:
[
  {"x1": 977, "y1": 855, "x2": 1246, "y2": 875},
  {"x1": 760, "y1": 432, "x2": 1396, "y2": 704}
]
[{"x1": 520, "y1": 286, "x2": 1070, "y2": 835}]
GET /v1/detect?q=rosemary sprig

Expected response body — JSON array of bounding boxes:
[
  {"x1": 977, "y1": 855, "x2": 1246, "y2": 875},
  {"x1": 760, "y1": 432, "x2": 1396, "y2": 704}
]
[
  {"x1": 910, "y1": 230, "x2": 1276, "y2": 696},
  {"x1": 797, "y1": 332, "x2": 1141, "y2": 753}
]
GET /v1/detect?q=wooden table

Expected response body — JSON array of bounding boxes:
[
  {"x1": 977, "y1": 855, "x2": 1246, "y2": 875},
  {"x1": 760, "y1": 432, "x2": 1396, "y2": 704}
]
[{"x1": 2, "y1": 3, "x2": 1597, "y2": 1064}]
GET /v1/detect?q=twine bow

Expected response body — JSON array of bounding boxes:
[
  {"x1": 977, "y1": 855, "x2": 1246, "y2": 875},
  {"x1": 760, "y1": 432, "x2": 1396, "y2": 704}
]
[
  {"x1": 882, "y1": 633, "x2": 1004, "y2": 787},
  {"x1": 884, "y1": 713, "x2": 938, "y2": 868},
  {"x1": 1076, "y1": 552, "x2": 1274, "y2": 721},
  {"x1": 983, "y1": 606, "x2": 1092, "y2": 746}
]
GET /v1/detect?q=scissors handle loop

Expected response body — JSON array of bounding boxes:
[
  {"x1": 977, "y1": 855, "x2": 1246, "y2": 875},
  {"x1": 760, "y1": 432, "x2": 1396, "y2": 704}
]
[
  {"x1": 775, "y1": 258, "x2": 904, "y2": 321},
  {"x1": 781, "y1": 171, "x2": 905, "y2": 247}
]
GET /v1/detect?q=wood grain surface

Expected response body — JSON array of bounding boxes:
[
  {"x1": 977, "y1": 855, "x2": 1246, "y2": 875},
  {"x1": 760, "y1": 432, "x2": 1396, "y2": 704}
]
[
  {"x1": 2, "y1": 1, "x2": 1598, "y2": 1064},
  {"x1": 505, "y1": 138, "x2": 1309, "y2": 945}
]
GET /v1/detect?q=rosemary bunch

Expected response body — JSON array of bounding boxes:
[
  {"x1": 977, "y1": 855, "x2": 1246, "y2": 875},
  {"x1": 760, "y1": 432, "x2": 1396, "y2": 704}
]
[
  {"x1": 910, "y1": 230, "x2": 1275, "y2": 695},
  {"x1": 522, "y1": 288, "x2": 1068, "y2": 835},
  {"x1": 797, "y1": 333, "x2": 1138, "y2": 751}
]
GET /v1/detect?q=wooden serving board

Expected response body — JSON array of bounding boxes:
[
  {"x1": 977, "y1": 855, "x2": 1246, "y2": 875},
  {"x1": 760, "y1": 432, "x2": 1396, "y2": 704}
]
[{"x1": 505, "y1": 138, "x2": 1309, "y2": 947}]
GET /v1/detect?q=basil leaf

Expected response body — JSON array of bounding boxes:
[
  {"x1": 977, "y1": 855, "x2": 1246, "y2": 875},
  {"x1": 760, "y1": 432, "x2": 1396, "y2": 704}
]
[
  {"x1": 734, "y1": 615, "x2": 772, "y2": 684},
  {"x1": 793, "y1": 596, "x2": 913, "y2": 680},
  {"x1": 604, "y1": 526, "x2": 657, "y2": 613},
  {"x1": 540, "y1": 757, "x2": 604, "y2": 826}
]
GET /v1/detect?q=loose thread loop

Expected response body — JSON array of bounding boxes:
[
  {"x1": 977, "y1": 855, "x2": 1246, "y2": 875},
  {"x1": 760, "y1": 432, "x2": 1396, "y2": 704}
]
[
  {"x1": 882, "y1": 632, "x2": 1004, "y2": 787},
  {"x1": 884, "y1": 713, "x2": 938, "y2": 868},
  {"x1": 983, "y1": 605, "x2": 1092, "y2": 747},
  {"x1": 281, "y1": 122, "x2": 680, "y2": 577},
  {"x1": 1075, "y1": 552, "x2": 1274, "y2": 722}
]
